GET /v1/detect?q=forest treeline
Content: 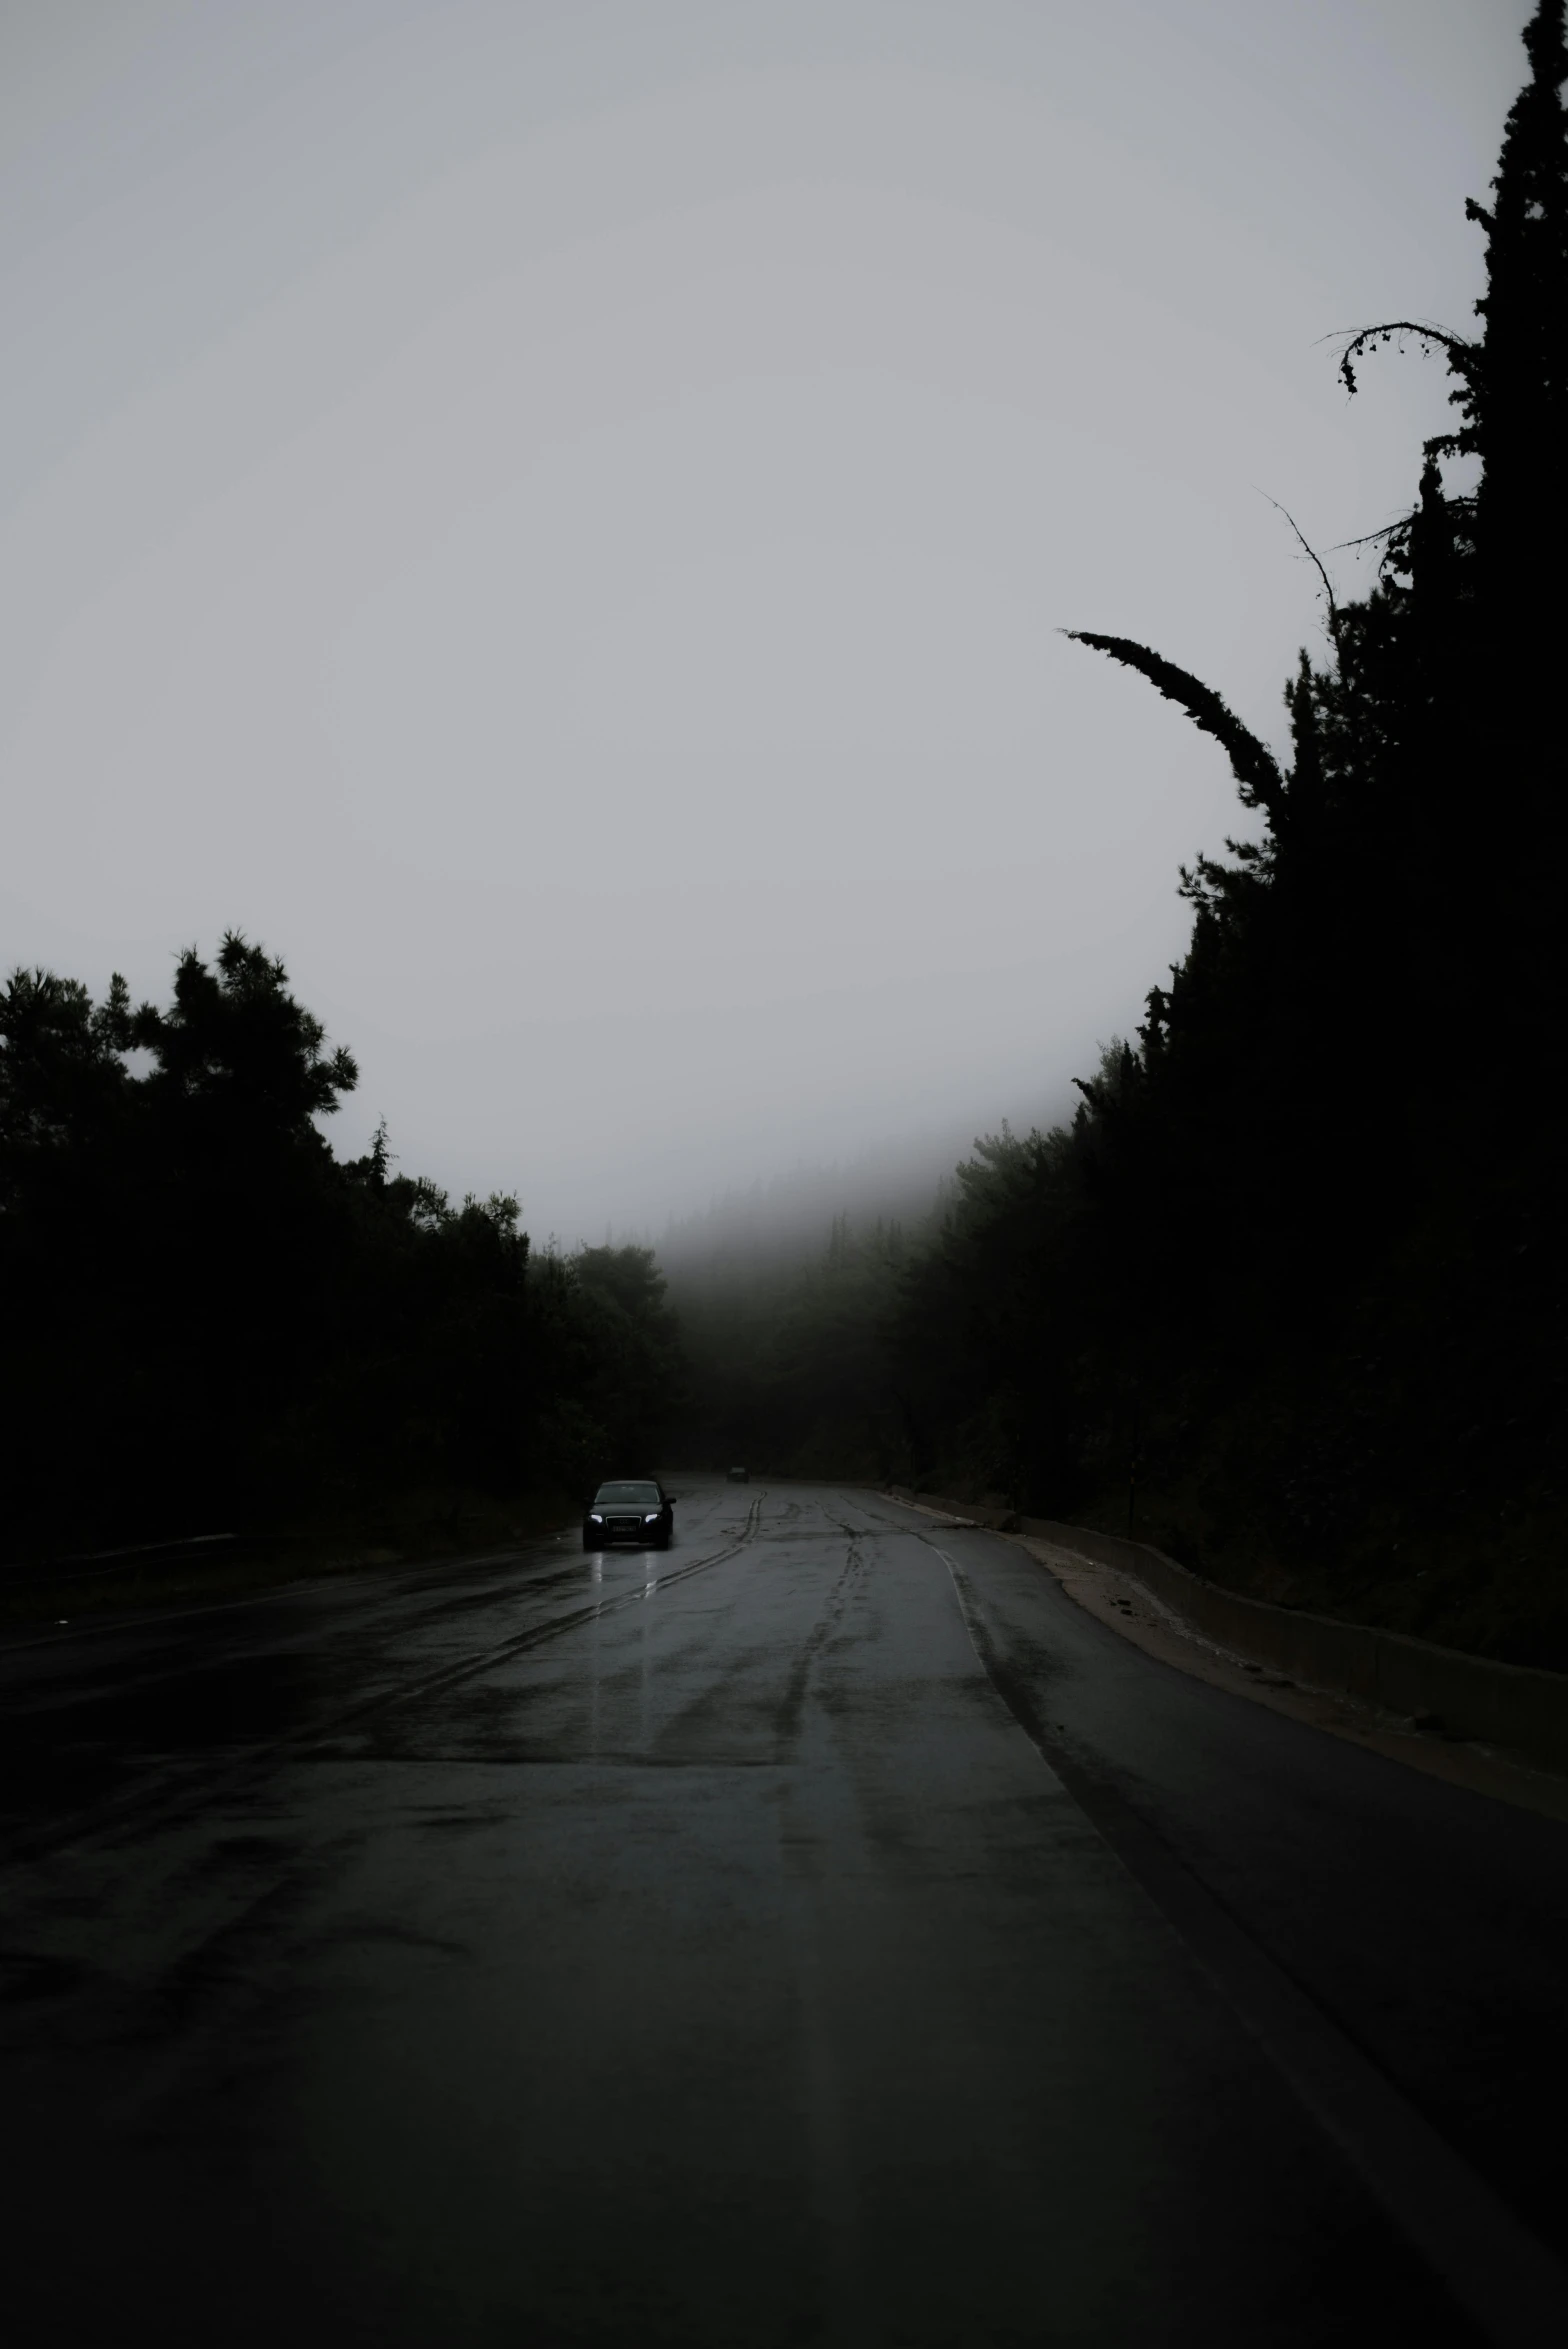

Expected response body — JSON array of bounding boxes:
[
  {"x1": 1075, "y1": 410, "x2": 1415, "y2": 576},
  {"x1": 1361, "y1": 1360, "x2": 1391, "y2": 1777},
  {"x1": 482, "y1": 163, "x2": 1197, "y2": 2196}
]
[
  {"x1": 8, "y1": 13, "x2": 1562, "y2": 1654},
  {"x1": 0, "y1": 934, "x2": 680, "y2": 1563},
  {"x1": 675, "y1": 6, "x2": 1568, "y2": 1664}
]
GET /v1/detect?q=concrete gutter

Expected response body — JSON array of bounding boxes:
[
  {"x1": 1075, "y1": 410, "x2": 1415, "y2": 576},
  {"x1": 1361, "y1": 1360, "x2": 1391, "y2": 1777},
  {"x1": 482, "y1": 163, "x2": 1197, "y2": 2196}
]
[{"x1": 887, "y1": 1488, "x2": 1568, "y2": 1779}]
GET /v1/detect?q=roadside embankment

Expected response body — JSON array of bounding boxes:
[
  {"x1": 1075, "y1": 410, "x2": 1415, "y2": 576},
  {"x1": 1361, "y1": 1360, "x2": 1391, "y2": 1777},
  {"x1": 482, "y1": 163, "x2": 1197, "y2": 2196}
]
[{"x1": 887, "y1": 1488, "x2": 1568, "y2": 1780}]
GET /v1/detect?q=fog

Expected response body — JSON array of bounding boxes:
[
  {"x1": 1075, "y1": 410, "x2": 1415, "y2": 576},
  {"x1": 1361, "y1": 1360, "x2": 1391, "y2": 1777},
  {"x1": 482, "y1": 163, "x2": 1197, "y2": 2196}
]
[
  {"x1": 659, "y1": 1113, "x2": 990, "y2": 1277},
  {"x1": 1, "y1": 1, "x2": 1525, "y2": 1244}
]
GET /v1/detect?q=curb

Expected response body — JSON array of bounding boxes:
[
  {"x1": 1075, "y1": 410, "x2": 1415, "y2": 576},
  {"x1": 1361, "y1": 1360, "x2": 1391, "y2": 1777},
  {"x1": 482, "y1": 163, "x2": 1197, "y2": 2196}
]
[{"x1": 886, "y1": 1488, "x2": 1568, "y2": 1777}]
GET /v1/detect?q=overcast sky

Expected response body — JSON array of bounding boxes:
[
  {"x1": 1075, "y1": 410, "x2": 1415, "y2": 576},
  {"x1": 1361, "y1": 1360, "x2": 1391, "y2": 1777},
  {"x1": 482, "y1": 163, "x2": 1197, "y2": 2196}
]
[{"x1": 1, "y1": 0, "x2": 1528, "y2": 1244}]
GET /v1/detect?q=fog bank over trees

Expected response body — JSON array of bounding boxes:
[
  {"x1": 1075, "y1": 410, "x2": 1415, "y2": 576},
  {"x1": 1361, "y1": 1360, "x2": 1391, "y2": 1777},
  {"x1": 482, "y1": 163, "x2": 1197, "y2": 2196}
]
[{"x1": 658, "y1": 1096, "x2": 1077, "y2": 1278}]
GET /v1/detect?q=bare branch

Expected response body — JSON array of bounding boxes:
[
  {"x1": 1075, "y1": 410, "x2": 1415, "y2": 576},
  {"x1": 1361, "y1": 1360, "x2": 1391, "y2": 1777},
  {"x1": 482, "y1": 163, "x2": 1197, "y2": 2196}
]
[
  {"x1": 1328, "y1": 319, "x2": 1475, "y2": 397},
  {"x1": 1258, "y1": 492, "x2": 1341, "y2": 650},
  {"x1": 1328, "y1": 518, "x2": 1410, "y2": 553}
]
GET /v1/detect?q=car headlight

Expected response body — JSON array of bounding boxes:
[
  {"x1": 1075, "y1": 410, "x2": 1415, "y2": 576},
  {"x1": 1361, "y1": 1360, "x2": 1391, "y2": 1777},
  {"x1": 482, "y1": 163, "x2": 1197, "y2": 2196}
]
[
  {"x1": 589, "y1": 1511, "x2": 603, "y2": 1522},
  {"x1": 644, "y1": 1512, "x2": 660, "y2": 1523}
]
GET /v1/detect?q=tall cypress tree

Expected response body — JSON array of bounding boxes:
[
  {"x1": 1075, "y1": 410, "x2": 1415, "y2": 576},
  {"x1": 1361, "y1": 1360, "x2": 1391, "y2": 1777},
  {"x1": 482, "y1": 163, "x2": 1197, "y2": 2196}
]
[
  {"x1": 1473, "y1": 1, "x2": 1568, "y2": 1033},
  {"x1": 1336, "y1": 3, "x2": 1568, "y2": 1045},
  {"x1": 1463, "y1": 0, "x2": 1568, "y2": 608}
]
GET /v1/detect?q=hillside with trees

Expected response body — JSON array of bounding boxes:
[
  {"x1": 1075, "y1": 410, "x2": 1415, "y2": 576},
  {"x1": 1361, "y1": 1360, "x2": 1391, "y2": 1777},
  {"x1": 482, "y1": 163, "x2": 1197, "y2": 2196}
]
[{"x1": 675, "y1": 4, "x2": 1568, "y2": 1665}]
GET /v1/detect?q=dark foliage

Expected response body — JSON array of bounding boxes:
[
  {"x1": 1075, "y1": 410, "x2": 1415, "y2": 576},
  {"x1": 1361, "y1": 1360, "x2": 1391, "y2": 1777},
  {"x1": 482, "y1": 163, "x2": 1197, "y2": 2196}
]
[{"x1": 0, "y1": 936, "x2": 680, "y2": 1558}]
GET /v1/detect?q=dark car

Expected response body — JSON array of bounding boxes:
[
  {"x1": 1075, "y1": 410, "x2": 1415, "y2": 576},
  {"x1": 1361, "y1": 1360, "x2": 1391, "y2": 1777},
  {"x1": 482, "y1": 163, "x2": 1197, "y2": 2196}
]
[
  {"x1": 583, "y1": 1479, "x2": 676, "y2": 1552},
  {"x1": 727, "y1": 1466, "x2": 749, "y2": 1483}
]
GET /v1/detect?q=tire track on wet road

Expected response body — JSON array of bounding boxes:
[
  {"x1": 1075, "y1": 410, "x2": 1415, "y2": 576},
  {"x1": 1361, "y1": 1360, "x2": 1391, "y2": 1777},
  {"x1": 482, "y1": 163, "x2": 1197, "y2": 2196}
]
[
  {"x1": 3, "y1": 1500, "x2": 764, "y2": 1861},
  {"x1": 297, "y1": 1497, "x2": 765, "y2": 1752}
]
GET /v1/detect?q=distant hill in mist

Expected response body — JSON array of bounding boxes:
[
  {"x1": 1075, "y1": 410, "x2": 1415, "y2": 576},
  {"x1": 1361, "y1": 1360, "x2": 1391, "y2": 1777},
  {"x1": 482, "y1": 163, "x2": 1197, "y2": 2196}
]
[{"x1": 659, "y1": 1090, "x2": 1078, "y2": 1279}]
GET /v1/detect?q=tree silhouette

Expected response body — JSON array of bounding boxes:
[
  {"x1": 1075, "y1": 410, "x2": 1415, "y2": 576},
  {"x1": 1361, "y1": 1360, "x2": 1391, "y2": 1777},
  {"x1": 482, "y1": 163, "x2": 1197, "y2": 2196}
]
[
  {"x1": 874, "y1": 3, "x2": 1568, "y2": 1657},
  {"x1": 0, "y1": 940, "x2": 685, "y2": 1562}
]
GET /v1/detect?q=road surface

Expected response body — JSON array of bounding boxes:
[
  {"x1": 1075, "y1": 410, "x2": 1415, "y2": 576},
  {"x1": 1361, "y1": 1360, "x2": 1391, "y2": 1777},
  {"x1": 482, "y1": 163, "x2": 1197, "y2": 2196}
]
[{"x1": 5, "y1": 1479, "x2": 1567, "y2": 2345}]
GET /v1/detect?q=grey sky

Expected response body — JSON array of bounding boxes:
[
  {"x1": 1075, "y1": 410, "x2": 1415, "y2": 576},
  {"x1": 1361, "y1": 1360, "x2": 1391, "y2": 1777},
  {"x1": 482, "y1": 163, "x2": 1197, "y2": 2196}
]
[{"x1": 1, "y1": 1, "x2": 1525, "y2": 1243}]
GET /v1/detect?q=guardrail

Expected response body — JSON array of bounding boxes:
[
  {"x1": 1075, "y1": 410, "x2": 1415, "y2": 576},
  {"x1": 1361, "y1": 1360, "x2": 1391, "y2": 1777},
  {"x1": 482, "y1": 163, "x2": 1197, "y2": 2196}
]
[
  {"x1": 887, "y1": 1489, "x2": 1568, "y2": 1775},
  {"x1": 0, "y1": 1533, "x2": 243, "y2": 1587}
]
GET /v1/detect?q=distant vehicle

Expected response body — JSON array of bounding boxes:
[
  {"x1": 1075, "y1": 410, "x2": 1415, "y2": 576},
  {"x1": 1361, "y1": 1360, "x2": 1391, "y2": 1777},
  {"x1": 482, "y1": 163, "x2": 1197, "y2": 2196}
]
[
  {"x1": 727, "y1": 1466, "x2": 749, "y2": 1483},
  {"x1": 583, "y1": 1479, "x2": 675, "y2": 1553}
]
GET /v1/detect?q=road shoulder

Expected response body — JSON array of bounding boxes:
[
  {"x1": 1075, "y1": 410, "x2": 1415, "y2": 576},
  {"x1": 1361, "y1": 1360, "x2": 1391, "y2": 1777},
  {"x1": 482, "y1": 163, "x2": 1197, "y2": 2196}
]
[{"x1": 886, "y1": 1496, "x2": 1568, "y2": 1824}]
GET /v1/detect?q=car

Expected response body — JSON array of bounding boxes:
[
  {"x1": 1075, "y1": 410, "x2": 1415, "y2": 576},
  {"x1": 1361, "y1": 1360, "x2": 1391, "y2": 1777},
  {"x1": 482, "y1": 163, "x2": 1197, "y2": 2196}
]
[
  {"x1": 727, "y1": 1466, "x2": 749, "y2": 1483},
  {"x1": 583, "y1": 1478, "x2": 676, "y2": 1552}
]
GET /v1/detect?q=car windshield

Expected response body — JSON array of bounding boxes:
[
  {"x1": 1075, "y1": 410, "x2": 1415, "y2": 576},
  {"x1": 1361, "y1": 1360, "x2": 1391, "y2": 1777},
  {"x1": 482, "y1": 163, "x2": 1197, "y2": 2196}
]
[{"x1": 593, "y1": 1481, "x2": 661, "y2": 1507}]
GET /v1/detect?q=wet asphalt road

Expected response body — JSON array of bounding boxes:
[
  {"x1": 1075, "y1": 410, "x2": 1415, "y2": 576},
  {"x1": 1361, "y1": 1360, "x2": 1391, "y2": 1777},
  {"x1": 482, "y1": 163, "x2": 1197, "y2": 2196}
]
[{"x1": 5, "y1": 1479, "x2": 1568, "y2": 2346}]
